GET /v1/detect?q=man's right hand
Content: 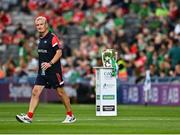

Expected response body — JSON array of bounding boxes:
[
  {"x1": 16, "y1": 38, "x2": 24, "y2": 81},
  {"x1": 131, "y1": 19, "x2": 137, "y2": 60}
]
[{"x1": 41, "y1": 62, "x2": 51, "y2": 70}]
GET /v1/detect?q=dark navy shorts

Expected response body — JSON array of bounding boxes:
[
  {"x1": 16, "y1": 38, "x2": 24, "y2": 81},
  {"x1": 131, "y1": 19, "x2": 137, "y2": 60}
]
[{"x1": 35, "y1": 73, "x2": 64, "y2": 89}]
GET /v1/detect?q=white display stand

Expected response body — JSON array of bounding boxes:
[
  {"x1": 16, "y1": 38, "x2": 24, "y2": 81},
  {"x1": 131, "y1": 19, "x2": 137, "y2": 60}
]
[{"x1": 94, "y1": 67, "x2": 117, "y2": 116}]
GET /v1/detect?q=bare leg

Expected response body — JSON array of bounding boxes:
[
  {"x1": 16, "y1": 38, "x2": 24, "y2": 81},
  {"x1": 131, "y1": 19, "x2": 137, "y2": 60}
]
[
  {"x1": 144, "y1": 90, "x2": 149, "y2": 106},
  {"x1": 15, "y1": 85, "x2": 44, "y2": 123},
  {"x1": 56, "y1": 87, "x2": 72, "y2": 112},
  {"x1": 28, "y1": 85, "x2": 44, "y2": 113}
]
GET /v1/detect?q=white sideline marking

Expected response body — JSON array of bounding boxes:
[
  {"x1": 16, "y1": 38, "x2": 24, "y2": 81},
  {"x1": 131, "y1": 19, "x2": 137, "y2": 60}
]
[
  {"x1": 3, "y1": 134, "x2": 180, "y2": 135},
  {"x1": 1, "y1": 118, "x2": 180, "y2": 122}
]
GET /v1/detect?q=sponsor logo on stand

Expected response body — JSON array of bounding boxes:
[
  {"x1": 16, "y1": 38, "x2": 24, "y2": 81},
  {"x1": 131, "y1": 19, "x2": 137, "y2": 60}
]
[
  {"x1": 103, "y1": 83, "x2": 115, "y2": 89},
  {"x1": 103, "y1": 71, "x2": 113, "y2": 80},
  {"x1": 96, "y1": 105, "x2": 100, "y2": 111},
  {"x1": 103, "y1": 105, "x2": 115, "y2": 111},
  {"x1": 96, "y1": 95, "x2": 100, "y2": 100},
  {"x1": 103, "y1": 95, "x2": 115, "y2": 100}
]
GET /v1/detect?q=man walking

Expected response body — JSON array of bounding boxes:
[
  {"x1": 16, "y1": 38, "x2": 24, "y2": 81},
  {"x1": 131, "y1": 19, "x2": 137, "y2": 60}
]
[{"x1": 16, "y1": 16, "x2": 76, "y2": 124}]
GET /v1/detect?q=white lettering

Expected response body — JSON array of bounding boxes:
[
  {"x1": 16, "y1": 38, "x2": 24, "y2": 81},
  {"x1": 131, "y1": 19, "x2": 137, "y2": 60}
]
[
  {"x1": 168, "y1": 88, "x2": 179, "y2": 103},
  {"x1": 38, "y1": 49, "x2": 48, "y2": 53},
  {"x1": 9, "y1": 83, "x2": 32, "y2": 98},
  {"x1": 149, "y1": 87, "x2": 159, "y2": 103},
  {"x1": 128, "y1": 87, "x2": 138, "y2": 102}
]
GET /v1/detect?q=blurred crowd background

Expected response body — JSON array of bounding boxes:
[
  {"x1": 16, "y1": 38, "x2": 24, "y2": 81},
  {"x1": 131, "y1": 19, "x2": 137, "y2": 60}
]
[{"x1": 0, "y1": 0, "x2": 179, "y2": 103}]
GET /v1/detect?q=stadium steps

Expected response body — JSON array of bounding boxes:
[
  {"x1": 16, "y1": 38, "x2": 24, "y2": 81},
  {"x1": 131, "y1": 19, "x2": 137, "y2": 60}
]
[
  {"x1": 1, "y1": 45, "x2": 19, "y2": 63},
  {"x1": 11, "y1": 12, "x2": 35, "y2": 33},
  {"x1": 65, "y1": 25, "x2": 84, "y2": 49}
]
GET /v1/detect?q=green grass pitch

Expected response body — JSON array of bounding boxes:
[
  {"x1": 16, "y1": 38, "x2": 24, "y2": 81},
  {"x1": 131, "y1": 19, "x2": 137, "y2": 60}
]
[{"x1": 0, "y1": 103, "x2": 180, "y2": 134}]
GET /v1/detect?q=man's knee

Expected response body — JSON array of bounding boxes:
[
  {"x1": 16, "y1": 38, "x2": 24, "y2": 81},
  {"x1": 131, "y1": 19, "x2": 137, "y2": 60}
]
[
  {"x1": 32, "y1": 87, "x2": 41, "y2": 97},
  {"x1": 57, "y1": 88, "x2": 66, "y2": 97}
]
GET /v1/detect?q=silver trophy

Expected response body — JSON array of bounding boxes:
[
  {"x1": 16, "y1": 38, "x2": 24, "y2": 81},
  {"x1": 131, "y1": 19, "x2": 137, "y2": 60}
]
[
  {"x1": 102, "y1": 49, "x2": 117, "y2": 76},
  {"x1": 102, "y1": 49, "x2": 117, "y2": 67}
]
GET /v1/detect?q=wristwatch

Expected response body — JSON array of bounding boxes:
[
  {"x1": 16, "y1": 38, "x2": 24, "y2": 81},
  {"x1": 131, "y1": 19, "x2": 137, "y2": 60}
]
[{"x1": 49, "y1": 61, "x2": 54, "y2": 66}]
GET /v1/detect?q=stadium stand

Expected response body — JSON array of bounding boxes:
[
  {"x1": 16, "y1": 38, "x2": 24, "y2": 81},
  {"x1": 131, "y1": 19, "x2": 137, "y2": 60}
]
[{"x1": 0, "y1": 0, "x2": 179, "y2": 103}]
